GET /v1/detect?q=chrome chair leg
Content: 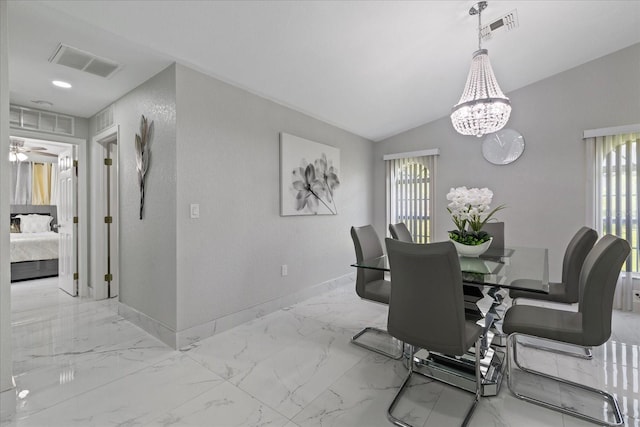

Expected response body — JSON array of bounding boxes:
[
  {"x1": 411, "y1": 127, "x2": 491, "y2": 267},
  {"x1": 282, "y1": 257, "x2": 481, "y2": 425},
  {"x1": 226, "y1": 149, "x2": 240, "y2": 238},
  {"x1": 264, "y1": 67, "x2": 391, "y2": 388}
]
[
  {"x1": 351, "y1": 327, "x2": 403, "y2": 359},
  {"x1": 387, "y1": 347, "x2": 416, "y2": 427},
  {"x1": 462, "y1": 337, "x2": 482, "y2": 427},
  {"x1": 388, "y1": 339, "x2": 481, "y2": 427},
  {"x1": 506, "y1": 333, "x2": 623, "y2": 427},
  {"x1": 518, "y1": 336, "x2": 593, "y2": 360}
]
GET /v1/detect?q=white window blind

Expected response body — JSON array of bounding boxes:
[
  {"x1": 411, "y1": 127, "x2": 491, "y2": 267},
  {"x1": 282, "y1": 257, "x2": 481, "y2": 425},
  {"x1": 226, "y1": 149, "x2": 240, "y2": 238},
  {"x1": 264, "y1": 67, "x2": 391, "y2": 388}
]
[
  {"x1": 385, "y1": 152, "x2": 437, "y2": 243},
  {"x1": 595, "y1": 132, "x2": 640, "y2": 272},
  {"x1": 586, "y1": 129, "x2": 639, "y2": 310}
]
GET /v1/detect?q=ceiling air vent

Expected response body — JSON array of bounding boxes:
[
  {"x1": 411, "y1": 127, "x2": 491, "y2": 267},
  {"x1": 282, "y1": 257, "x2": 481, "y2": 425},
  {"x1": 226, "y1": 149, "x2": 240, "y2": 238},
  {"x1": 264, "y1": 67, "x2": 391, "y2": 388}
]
[
  {"x1": 49, "y1": 43, "x2": 121, "y2": 79},
  {"x1": 480, "y1": 9, "x2": 519, "y2": 42}
]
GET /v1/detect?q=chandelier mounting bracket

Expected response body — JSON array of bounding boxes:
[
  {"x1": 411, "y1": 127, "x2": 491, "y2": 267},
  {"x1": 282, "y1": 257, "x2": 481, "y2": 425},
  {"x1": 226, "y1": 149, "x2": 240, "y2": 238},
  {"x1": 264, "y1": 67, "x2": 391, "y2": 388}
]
[{"x1": 469, "y1": 1, "x2": 487, "y2": 16}]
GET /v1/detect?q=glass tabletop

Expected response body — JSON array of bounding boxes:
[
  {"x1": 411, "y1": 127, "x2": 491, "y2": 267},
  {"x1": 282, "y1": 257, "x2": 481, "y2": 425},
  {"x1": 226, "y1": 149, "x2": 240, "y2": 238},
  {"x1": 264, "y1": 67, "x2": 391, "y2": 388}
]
[{"x1": 351, "y1": 246, "x2": 549, "y2": 294}]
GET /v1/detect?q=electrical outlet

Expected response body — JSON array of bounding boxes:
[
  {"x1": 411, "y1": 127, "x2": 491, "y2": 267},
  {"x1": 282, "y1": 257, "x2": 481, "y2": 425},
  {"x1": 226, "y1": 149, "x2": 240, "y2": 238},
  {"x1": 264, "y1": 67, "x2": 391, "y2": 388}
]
[
  {"x1": 634, "y1": 291, "x2": 640, "y2": 301},
  {"x1": 281, "y1": 265, "x2": 288, "y2": 276}
]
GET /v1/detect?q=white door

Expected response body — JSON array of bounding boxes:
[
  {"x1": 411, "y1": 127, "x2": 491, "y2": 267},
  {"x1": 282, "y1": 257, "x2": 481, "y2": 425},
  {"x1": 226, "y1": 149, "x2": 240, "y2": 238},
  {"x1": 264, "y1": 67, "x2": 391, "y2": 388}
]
[{"x1": 58, "y1": 146, "x2": 77, "y2": 296}]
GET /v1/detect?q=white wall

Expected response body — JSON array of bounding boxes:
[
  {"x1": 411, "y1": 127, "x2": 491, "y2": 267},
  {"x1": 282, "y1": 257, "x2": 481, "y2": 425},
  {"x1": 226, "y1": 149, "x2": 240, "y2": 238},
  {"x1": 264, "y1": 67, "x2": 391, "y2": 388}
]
[
  {"x1": 1, "y1": 0, "x2": 13, "y2": 396},
  {"x1": 89, "y1": 62, "x2": 374, "y2": 347},
  {"x1": 106, "y1": 65, "x2": 178, "y2": 334},
  {"x1": 174, "y1": 64, "x2": 374, "y2": 333},
  {"x1": 373, "y1": 43, "x2": 640, "y2": 280}
]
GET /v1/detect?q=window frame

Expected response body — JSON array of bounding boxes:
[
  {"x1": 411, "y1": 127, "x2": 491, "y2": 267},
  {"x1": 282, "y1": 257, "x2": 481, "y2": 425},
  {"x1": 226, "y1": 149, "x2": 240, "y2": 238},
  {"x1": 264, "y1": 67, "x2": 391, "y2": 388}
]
[{"x1": 384, "y1": 149, "x2": 439, "y2": 244}]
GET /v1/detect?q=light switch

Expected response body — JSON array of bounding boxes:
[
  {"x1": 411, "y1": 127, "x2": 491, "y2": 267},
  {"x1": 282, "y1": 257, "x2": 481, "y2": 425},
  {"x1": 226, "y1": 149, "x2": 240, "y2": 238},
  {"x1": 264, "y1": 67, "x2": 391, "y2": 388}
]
[{"x1": 190, "y1": 203, "x2": 200, "y2": 219}]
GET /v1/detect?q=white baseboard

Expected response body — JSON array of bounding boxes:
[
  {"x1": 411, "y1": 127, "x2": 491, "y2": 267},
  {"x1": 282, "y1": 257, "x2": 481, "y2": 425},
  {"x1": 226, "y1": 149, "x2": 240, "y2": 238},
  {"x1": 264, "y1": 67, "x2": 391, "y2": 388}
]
[
  {"x1": 118, "y1": 273, "x2": 355, "y2": 350},
  {"x1": 117, "y1": 302, "x2": 177, "y2": 348},
  {"x1": 176, "y1": 273, "x2": 354, "y2": 350}
]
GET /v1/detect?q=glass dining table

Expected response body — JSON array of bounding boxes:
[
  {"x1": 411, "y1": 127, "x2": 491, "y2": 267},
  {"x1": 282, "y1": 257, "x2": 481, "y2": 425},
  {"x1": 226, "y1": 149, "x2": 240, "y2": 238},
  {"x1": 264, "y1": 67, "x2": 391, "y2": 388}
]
[{"x1": 351, "y1": 245, "x2": 550, "y2": 396}]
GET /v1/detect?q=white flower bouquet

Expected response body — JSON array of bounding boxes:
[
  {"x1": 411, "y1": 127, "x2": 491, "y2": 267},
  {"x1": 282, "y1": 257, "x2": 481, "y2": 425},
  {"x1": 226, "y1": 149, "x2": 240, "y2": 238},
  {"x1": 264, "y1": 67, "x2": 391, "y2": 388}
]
[{"x1": 447, "y1": 186, "x2": 505, "y2": 245}]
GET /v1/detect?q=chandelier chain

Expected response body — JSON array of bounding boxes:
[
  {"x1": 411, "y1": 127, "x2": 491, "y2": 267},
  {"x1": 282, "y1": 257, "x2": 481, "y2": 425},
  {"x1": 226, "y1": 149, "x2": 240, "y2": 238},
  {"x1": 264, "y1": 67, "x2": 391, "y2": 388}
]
[{"x1": 477, "y1": 2, "x2": 482, "y2": 51}]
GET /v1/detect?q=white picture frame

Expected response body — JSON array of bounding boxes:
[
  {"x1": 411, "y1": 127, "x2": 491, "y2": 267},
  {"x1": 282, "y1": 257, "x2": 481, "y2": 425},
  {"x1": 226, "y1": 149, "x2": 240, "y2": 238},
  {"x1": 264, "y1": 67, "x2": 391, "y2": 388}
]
[{"x1": 280, "y1": 133, "x2": 340, "y2": 216}]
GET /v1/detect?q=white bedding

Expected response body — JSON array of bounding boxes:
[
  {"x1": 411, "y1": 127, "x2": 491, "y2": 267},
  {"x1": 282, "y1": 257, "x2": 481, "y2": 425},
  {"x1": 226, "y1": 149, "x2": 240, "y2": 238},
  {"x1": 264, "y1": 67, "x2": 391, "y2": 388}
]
[{"x1": 10, "y1": 232, "x2": 59, "y2": 263}]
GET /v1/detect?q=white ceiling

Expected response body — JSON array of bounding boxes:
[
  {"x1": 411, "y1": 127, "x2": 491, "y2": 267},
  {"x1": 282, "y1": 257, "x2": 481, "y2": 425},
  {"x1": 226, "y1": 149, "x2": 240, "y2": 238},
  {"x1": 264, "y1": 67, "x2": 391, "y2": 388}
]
[{"x1": 8, "y1": 1, "x2": 640, "y2": 142}]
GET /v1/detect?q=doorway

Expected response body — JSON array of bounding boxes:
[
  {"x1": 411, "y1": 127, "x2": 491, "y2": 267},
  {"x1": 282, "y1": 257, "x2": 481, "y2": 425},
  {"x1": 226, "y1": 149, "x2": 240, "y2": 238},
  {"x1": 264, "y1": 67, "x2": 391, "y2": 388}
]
[
  {"x1": 91, "y1": 126, "x2": 119, "y2": 300},
  {"x1": 8, "y1": 135, "x2": 83, "y2": 301},
  {"x1": 9, "y1": 130, "x2": 88, "y2": 296}
]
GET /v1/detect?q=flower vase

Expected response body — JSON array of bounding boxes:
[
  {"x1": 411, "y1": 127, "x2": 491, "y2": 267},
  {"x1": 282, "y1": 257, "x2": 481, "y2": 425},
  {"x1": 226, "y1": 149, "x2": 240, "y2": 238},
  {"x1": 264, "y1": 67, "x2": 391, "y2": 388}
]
[{"x1": 450, "y1": 238, "x2": 493, "y2": 257}]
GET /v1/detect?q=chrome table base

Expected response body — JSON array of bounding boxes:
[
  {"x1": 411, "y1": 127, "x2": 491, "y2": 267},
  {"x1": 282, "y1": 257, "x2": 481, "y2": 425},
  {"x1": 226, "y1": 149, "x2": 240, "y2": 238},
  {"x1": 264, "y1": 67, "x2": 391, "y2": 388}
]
[{"x1": 412, "y1": 330, "x2": 506, "y2": 397}]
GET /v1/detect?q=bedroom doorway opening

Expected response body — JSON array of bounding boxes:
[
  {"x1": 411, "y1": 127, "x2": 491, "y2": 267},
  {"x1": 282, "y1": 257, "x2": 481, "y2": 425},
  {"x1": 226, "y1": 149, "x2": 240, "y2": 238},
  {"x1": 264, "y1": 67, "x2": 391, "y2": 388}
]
[
  {"x1": 91, "y1": 126, "x2": 119, "y2": 300},
  {"x1": 8, "y1": 133, "x2": 87, "y2": 298}
]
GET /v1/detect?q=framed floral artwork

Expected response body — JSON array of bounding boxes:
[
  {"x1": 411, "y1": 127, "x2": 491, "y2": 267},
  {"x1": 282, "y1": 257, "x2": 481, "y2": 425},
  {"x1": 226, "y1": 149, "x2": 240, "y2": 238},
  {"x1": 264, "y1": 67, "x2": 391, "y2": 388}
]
[{"x1": 280, "y1": 133, "x2": 340, "y2": 216}]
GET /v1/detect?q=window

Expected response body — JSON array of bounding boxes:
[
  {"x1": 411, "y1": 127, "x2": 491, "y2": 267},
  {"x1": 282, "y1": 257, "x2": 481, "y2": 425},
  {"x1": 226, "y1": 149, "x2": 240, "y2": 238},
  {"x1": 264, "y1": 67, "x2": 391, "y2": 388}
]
[
  {"x1": 595, "y1": 132, "x2": 640, "y2": 272},
  {"x1": 10, "y1": 161, "x2": 59, "y2": 206},
  {"x1": 586, "y1": 126, "x2": 640, "y2": 311},
  {"x1": 385, "y1": 150, "x2": 438, "y2": 243}
]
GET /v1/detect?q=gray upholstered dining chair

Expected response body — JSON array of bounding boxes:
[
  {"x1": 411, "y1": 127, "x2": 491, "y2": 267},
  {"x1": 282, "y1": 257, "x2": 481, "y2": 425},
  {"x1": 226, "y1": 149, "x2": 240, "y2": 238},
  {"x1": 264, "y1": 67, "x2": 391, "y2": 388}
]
[
  {"x1": 503, "y1": 234, "x2": 630, "y2": 427},
  {"x1": 509, "y1": 227, "x2": 597, "y2": 304},
  {"x1": 385, "y1": 238, "x2": 483, "y2": 427},
  {"x1": 350, "y1": 225, "x2": 402, "y2": 359},
  {"x1": 482, "y1": 221, "x2": 504, "y2": 249},
  {"x1": 509, "y1": 226, "x2": 598, "y2": 359},
  {"x1": 389, "y1": 222, "x2": 413, "y2": 243},
  {"x1": 388, "y1": 222, "x2": 413, "y2": 242}
]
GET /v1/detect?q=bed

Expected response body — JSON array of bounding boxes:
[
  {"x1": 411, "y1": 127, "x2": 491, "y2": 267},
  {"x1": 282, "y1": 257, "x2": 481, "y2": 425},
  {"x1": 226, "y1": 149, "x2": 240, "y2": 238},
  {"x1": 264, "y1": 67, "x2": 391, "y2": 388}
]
[{"x1": 10, "y1": 205, "x2": 59, "y2": 282}]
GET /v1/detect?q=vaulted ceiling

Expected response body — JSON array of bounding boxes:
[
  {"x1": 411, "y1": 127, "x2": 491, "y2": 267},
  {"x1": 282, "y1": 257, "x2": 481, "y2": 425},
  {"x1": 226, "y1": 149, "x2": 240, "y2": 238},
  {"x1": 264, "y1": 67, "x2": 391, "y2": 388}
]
[{"x1": 8, "y1": 1, "x2": 640, "y2": 141}]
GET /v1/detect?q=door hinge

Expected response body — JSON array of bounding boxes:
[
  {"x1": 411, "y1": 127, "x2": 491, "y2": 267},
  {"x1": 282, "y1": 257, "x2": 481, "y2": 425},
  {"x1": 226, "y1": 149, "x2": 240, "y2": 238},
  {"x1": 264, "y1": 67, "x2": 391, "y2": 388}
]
[
  {"x1": 104, "y1": 273, "x2": 113, "y2": 282},
  {"x1": 104, "y1": 216, "x2": 113, "y2": 224},
  {"x1": 73, "y1": 160, "x2": 78, "y2": 168},
  {"x1": 104, "y1": 158, "x2": 112, "y2": 166},
  {"x1": 73, "y1": 216, "x2": 79, "y2": 224},
  {"x1": 73, "y1": 272, "x2": 79, "y2": 280}
]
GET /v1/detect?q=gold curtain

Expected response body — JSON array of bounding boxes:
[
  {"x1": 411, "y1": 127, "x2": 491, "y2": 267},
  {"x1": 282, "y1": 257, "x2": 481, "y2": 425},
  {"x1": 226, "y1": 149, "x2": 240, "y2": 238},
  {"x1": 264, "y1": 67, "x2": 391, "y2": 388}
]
[{"x1": 31, "y1": 163, "x2": 52, "y2": 205}]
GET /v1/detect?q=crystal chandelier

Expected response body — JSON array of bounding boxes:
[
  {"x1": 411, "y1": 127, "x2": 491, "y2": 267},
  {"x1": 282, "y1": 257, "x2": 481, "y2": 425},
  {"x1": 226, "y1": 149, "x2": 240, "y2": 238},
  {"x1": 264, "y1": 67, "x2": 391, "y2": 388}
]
[{"x1": 451, "y1": 1, "x2": 511, "y2": 138}]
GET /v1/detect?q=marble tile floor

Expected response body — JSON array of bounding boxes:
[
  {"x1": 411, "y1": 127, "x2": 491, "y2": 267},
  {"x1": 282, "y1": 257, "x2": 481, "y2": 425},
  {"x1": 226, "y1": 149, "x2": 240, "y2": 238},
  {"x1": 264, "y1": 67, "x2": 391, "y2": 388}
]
[{"x1": 1, "y1": 277, "x2": 638, "y2": 427}]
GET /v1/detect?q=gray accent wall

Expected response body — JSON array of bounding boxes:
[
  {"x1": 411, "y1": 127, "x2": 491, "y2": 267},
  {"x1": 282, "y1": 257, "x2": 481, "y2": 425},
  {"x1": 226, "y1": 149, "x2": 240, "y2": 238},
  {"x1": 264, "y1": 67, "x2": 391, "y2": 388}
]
[
  {"x1": 373, "y1": 43, "x2": 640, "y2": 280},
  {"x1": 108, "y1": 65, "x2": 178, "y2": 334},
  {"x1": 174, "y1": 64, "x2": 373, "y2": 333},
  {"x1": 89, "y1": 62, "x2": 373, "y2": 346}
]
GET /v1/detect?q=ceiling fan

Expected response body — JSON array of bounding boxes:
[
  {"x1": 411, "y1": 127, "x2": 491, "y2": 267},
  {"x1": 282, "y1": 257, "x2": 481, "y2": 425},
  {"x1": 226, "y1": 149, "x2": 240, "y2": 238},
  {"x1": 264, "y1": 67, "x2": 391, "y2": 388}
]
[{"x1": 9, "y1": 138, "x2": 57, "y2": 162}]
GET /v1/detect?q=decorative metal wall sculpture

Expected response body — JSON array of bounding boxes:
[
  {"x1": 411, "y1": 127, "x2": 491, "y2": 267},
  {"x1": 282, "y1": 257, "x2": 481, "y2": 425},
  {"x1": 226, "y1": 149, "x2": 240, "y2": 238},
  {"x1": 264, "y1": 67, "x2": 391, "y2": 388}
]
[{"x1": 135, "y1": 115, "x2": 153, "y2": 220}]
